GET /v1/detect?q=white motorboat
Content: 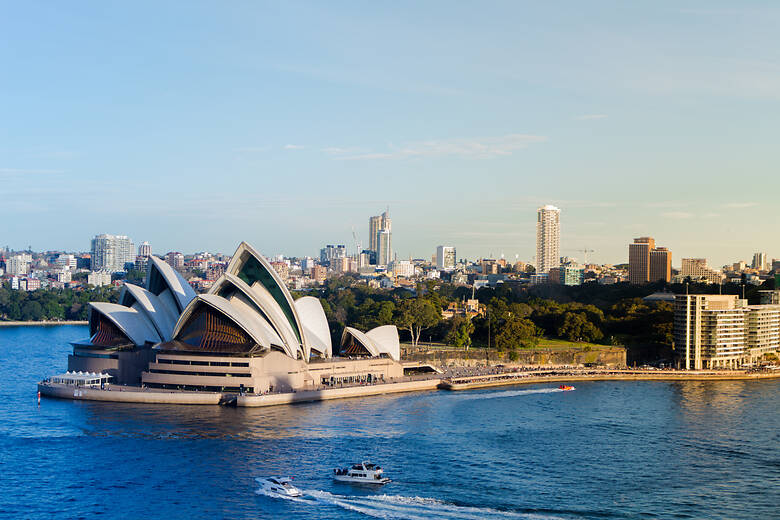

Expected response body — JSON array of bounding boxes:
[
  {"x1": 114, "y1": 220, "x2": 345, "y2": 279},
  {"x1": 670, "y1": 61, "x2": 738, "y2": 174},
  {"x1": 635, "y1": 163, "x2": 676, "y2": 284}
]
[
  {"x1": 256, "y1": 477, "x2": 303, "y2": 497},
  {"x1": 333, "y1": 462, "x2": 390, "y2": 485}
]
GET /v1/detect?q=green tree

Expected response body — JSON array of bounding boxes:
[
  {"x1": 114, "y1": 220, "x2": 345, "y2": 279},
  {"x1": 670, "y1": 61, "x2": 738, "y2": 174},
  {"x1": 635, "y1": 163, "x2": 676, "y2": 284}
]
[
  {"x1": 495, "y1": 316, "x2": 541, "y2": 351},
  {"x1": 446, "y1": 316, "x2": 474, "y2": 350},
  {"x1": 395, "y1": 298, "x2": 441, "y2": 347},
  {"x1": 556, "y1": 312, "x2": 603, "y2": 343}
]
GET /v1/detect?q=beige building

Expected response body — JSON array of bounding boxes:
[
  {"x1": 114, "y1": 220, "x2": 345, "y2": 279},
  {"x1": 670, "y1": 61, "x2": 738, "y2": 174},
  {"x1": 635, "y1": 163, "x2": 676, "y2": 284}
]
[
  {"x1": 680, "y1": 258, "x2": 725, "y2": 284},
  {"x1": 674, "y1": 295, "x2": 746, "y2": 369},
  {"x1": 536, "y1": 205, "x2": 560, "y2": 274},
  {"x1": 674, "y1": 294, "x2": 780, "y2": 369},
  {"x1": 745, "y1": 305, "x2": 780, "y2": 362}
]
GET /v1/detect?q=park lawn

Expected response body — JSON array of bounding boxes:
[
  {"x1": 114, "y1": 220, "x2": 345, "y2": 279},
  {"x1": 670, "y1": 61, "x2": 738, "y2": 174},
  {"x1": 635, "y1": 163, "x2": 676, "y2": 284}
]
[{"x1": 534, "y1": 337, "x2": 611, "y2": 351}]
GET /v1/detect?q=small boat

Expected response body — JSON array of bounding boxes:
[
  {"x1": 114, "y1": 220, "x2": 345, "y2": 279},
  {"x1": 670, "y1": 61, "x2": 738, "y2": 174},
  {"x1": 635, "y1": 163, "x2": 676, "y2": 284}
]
[
  {"x1": 558, "y1": 385, "x2": 576, "y2": 391},
  {"x1": 333, "y1": 462, "x2": 390, "y2": 485},
  {"x1": 257, "y1": 477, "x2": 303, "y2": 497}
]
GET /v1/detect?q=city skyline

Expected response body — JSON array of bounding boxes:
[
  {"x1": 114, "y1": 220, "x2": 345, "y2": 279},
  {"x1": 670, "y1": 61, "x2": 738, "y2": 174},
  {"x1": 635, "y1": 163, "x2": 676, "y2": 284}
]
[{"x1": 2, "y1": 2, "x2": 780, "y2": 265}]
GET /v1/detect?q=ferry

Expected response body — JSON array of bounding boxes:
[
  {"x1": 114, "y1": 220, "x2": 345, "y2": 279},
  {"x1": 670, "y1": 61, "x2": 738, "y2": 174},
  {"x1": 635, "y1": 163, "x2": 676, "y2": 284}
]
[
  {"x1": 558, "y1": 385, "x2": 576, "y2": 391},
  {"x1": 333, "y1": 462, "x2": 390, "y2": 485},
  {"x1": 256, "y1": 477, "x2": 303, "y2": 497}
]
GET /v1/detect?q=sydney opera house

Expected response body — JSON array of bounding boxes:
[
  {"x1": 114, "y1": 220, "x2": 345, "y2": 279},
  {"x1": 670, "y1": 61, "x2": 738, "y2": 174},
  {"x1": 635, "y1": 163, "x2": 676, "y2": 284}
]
[{"x1": 67, "y1": 242, "x2": 403, "y2": 394}]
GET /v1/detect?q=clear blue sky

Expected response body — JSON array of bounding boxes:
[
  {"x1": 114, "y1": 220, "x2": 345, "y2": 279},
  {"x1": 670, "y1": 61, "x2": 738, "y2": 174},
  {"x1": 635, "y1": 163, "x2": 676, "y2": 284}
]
[{"x1": 2, "y1": 1, "x2": 778, "y2": 267}]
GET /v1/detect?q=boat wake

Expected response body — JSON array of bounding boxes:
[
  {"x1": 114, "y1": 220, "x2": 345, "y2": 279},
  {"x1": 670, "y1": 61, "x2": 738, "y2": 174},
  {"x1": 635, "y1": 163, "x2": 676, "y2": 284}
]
[
  {"x1": 459, "y1": 387, "x2": 563, "y2": 401},
  {"x1": 301, "y1": 490, "x2": 563, "y2": 519}
]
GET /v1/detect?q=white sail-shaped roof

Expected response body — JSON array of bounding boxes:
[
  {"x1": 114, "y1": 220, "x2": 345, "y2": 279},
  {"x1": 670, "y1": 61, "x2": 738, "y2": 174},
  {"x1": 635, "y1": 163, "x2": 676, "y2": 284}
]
[
  {"x1": 340, "y1": 325, "x2": 400, "y2": 361},
  {"x1": 146, "y1": 256, "x2": 196, "y2": 314},
  {"x1": 225, "y1": 242, "x2": 307, "y2": 356},
  {"x1": 210, "y1": 274, "x2": 303, "y2": 360},
  {"x1": 119, "y1": 283, "x2": 178, "y2": 341},
  {"x1": 89, "y1": 302, "x2": 162, "y2": 346},
  {"x1": 295, "y1": 296, "x2": 332, "y2": 357},
  {"x1": 172, "y1": 294, "x2": 293, "y2": 356},
  {"x1": 365, "y1": 325, "x2": 400, "y2": 361}
]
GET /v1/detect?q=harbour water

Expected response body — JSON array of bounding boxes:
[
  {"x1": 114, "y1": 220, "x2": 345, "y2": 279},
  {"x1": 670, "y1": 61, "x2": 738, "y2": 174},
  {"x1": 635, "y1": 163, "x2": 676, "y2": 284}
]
[{"x1": 2, "y1": 326, "x2": 779, "y2": 519}]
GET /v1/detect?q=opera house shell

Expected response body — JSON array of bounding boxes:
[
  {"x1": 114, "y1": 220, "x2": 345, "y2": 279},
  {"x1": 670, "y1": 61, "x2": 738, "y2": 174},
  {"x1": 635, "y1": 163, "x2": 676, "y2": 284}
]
[{"x1": 68, "y1": 242, "x2": 402, "y2": 392}]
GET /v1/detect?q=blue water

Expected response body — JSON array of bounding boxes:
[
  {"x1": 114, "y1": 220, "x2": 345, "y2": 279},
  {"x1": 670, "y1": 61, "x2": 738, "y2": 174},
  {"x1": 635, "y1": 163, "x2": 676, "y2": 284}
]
[{"x1": 2, "y1": 326, "x2": 780, "y2": 519}]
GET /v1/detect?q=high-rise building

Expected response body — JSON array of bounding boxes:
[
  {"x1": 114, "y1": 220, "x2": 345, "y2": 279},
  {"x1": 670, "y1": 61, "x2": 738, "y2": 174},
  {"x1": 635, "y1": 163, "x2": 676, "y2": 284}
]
[
  {"x1": 377, "y1": 229, "x2": 392, "y2": 266},
  {"x1": 138, "y1": 241, "x2": 152, "y2": 258},
  {"x1": 628, "y1": 237, "x2": 672, "y2": 284},
  {"x1": 536, "y1": 205, "x2": 560, "y2": 274},
  {"x1": 628, "y1": 237, "x2": 655, "y2": 284},
  {"x1": 752, "y1": 252, "x2": 767, "y2": 271},
  {"x1": 90, "y1": 234, "x2": 135, "y2": 272},
  {"x1": 320, "y1": 244, "x2": 347, "y2": 265},
  {"x1": 436, "y1": 246, "x2": 456, "y2": 270},
  {"x1": 649, "y1": 247, "x2": 672, "y2": 283},
  {"x1": 368, "y1": 210, "x2": 392, "y2": 263}
]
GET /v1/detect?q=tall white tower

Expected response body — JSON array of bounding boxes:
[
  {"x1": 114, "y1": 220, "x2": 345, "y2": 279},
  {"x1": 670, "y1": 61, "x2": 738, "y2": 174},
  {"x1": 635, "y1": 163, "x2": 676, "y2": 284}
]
[{"x1": 536, "y1": 205, "x2": 560, "y2": 274}]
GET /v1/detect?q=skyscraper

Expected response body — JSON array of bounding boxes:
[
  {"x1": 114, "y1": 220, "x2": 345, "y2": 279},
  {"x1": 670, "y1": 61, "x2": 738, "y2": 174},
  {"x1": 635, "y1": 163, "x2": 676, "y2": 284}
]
[
  {"x1": 369, "y1": 209, "x2": 392, "y2": 266},
  {"x1": 377, "y1": 229, "x2": 392, "y2": 267},
  {"x1": 436, "y1": 246, "x2": 456, "y2": 270},
  {"x1": 629, "y1": 237, "x2": 655, "y2": 284},
  {"x1": 752, "y1": 252, "x2": 767, "y2": 271},
  {"x1": 91, "y1": 234, "x2": 135, "y2": 272},
  {"x1": 649, "y1": 247, "x2": 672, "y2": 283},
  {"x1": 536, "y1": 205, "x2": 560, "y2": 274}
]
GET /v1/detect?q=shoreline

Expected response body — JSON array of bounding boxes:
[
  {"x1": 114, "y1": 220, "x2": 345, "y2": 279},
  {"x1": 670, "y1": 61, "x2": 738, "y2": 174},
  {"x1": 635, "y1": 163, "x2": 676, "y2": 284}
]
[
  {"x1": 439, "y1": 370, "x2": 780, "y2": 390},
  {"x1": 38, "y1": 369, "x2": 780, "y2": 407},
  {"x1": 0, "y1": 320, "x2": 88, "y2": 327}
]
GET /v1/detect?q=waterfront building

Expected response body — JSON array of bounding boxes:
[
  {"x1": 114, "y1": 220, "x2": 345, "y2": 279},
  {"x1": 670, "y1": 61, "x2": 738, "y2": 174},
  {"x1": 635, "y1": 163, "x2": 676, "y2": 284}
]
[
  {"x1": 745, "y1": 305, "x2": 780, "y2": 362},
  {"x1": 680, "y1": 258, "x2": 724, "y2": 284},
  {"x1": 536, "y1": 205, "x2": 560, "y2": 274},
  {"x1": 674, "y1": 295, "x2": 747, "y2": 369},
  {"x1": 64, "y1": 242, "x2": 403, "y2": 392},
  {"x1": 436, "y1": 246, "x2": 456, "y2": 270},
  {"x1": 91, "y1": 234, "x2": 134, "y2": 272}
]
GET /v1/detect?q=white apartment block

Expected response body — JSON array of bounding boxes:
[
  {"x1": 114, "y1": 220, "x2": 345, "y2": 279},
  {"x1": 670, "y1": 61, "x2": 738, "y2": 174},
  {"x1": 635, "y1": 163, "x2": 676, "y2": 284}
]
[
  {"x1": 536, "y1": 205, "x2": 560, "y2": 274},
  {"x1": 674, "y1": 294, "x2": 780, "y2": 369},
  {"x1": 6, "y1": 254, "x2": 32, "y2": 276},
  {"x1": 87, "y1": 271, "x2": 113, "y2": 287},
  {"x1": 91, "y1": 234, "x2": 135, "y2": 272},
  {"x1": 436, "y1": 246, "x2": 456, "y2": 270}
]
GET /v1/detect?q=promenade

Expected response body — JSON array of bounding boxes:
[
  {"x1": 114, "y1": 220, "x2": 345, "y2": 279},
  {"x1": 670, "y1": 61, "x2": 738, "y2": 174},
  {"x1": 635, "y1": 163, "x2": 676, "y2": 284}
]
[{"x1": 1, "y1": 320, "x2": 88, "y2": 327}]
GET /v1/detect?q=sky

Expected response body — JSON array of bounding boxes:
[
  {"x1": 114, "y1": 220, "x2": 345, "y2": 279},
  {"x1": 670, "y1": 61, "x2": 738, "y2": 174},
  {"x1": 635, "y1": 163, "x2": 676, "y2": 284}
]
[{"x1": 1, "y1": 1, "x2": 779, "y2": 267}]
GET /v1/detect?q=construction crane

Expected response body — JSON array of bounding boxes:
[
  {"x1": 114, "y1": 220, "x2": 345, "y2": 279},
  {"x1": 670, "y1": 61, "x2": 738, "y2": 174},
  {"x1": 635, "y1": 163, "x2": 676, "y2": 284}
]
[
  {"x1": 351, "y1": 226, "x2": 362, "y2": 257},
  {"x1": 578, "y1": 248, "x2": 595, "y2": 264}
]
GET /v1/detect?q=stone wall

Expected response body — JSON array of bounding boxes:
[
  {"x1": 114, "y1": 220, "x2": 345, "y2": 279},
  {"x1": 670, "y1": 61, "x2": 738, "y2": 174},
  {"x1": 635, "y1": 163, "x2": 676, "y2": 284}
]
[{"x1": 401, "y1": 345, "x2": 626, "y2": 367}]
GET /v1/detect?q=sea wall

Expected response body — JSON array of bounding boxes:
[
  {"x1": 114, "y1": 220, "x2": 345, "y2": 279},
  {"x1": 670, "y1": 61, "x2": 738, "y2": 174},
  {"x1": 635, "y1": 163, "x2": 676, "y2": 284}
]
[{"x1": 401, "y1": 346, "x2": 627, "y2": 368}]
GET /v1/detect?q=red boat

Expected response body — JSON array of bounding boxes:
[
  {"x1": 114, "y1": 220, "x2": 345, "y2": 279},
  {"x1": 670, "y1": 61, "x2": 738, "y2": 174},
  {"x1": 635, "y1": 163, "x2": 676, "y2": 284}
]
[{"x1": 558, "y1": 385, "x2": 575, "y2": 391}]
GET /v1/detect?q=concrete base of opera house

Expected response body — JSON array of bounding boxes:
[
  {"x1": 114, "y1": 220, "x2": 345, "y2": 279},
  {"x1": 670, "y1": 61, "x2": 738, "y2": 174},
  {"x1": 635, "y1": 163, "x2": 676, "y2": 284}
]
[{"x1": 37, "y1": 378, "x2": 442, "y2": 407}]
